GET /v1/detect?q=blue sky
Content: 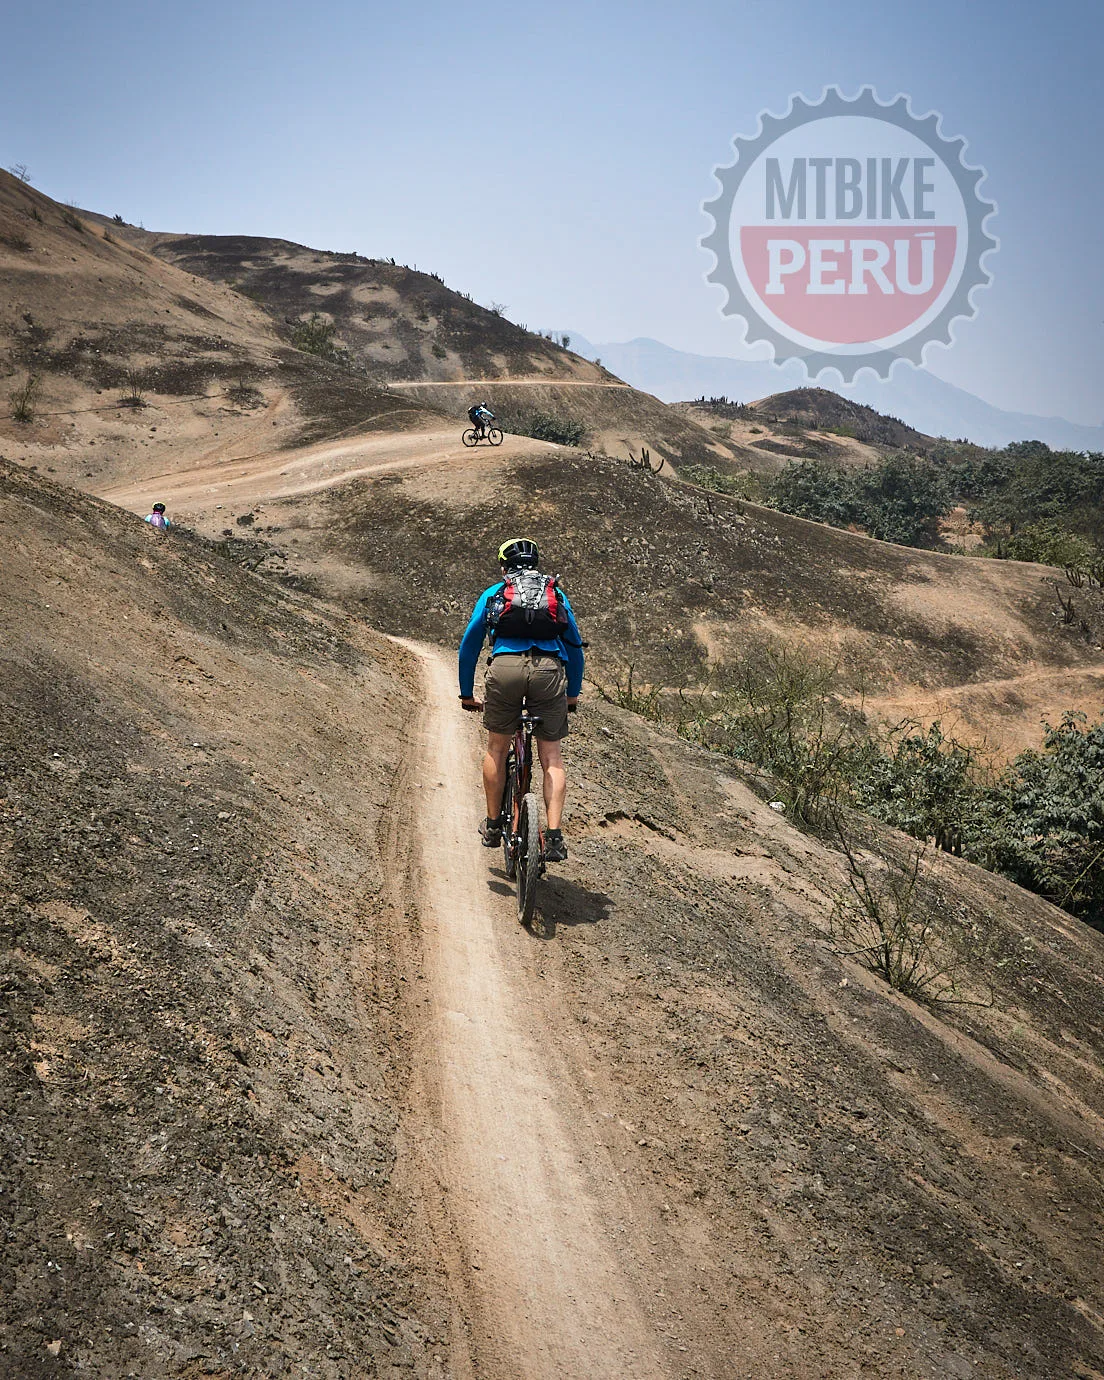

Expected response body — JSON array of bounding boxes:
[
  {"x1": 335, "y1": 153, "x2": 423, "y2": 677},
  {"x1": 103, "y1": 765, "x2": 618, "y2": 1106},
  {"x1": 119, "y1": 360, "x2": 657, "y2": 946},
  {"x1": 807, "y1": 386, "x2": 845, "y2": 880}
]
[{"x1": 2, "y1": 0, "x2": 1100, "y2": 423}]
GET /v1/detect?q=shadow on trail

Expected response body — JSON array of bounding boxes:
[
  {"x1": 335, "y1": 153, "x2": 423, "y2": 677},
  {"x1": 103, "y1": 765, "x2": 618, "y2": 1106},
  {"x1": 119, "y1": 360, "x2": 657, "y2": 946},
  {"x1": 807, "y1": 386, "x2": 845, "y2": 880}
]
[
  {"x1": 532, "y1": 874, "x2": 612, "y2": 940},
  {"x1": 484, "y1": 870, "x2": 612, "y2": 939}
]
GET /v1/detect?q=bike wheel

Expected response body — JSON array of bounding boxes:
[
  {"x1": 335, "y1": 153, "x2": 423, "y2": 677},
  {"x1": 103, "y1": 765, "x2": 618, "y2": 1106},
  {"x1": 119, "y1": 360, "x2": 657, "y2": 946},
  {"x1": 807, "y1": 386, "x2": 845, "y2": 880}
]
[
  {"x1": 462, "y1": 428, "x2": 478, "y2": 447},
  {"x1": 488, "y1": 427, "x2": 503, "y2": 447},
  {"x1": 501, "y1": 755, "x2": 516, "y2": 880},
  {"x1": 515, "y1": 792, "x2": 542, "y2": 929}
]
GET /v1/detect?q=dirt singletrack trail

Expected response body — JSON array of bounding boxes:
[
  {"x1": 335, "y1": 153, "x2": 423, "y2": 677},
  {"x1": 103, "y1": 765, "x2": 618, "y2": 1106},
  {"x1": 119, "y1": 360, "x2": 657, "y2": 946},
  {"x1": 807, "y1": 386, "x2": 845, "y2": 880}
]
[
  {"x1": 387, "y1": 378, "x2": 631, "y2": 389},
  {"x1": 97, "y1": 427, "x2": 559, "y2": 519},
  {"x1": 396, "y1": 641, "x2": 671, "y2": 1380}
]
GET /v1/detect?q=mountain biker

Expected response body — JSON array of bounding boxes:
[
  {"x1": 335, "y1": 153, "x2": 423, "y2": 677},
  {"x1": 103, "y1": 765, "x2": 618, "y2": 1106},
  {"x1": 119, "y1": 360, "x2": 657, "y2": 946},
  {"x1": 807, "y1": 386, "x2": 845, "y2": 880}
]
[
  {"x1": 468, "y1": 402, "x2": 495, "y2": 439},
  {"x1": 144, "y1": 502, "x2": 172, "y2": 530},
  {"x1": 458, "y1": 537, "x2": 584, "y2": 863}
]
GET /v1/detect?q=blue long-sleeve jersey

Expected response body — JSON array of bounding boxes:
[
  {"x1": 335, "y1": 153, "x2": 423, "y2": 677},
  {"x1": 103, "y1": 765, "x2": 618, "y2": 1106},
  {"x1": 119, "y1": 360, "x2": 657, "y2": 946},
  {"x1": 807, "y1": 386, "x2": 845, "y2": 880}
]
[{"x1": 458, "y1": 582, "x2": 585, "y2": 699}]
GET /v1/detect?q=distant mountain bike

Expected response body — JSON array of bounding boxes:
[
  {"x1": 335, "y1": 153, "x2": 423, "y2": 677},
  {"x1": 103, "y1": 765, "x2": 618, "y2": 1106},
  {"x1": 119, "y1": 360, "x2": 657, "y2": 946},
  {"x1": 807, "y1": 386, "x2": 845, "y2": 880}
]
[
  {"x1": 500, "y1": 709, "x2": 545, "y2": 927},
  {"x1": 463, "y1": 422, "x2": 503, "y2": 447}
]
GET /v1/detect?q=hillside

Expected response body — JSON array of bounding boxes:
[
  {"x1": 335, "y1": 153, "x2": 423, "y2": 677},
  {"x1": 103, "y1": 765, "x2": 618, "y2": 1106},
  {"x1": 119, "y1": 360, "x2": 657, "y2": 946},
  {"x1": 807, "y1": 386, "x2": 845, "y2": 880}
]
[
  {"x1": 120, "y1": 231, "x2": 606, "y2": 387},
  {"x1": 4, "y1": 458, "x2": 1104, "y2": 1378},
  {"x1": 0, "y1": 171, "x2": 447, "y2": 492},
  {"x1": 0, "y1": 457, "x2": 452, "y2": 1374},
  {"x1": 673, "y1": 387, "x2": 938, "y2": 476},
  {"x1": 745, "y1": 388, "x2": 937, "y2": 451},
  {"x1": 5, "y1": 171, "x2": 1104, "y2": 1379},
  {"x1": 100, "y1": 224, "x2": 751, "y2": 471},
  {"x1": 167, "y1": 445, "x2": 1104, "y2": 757}
]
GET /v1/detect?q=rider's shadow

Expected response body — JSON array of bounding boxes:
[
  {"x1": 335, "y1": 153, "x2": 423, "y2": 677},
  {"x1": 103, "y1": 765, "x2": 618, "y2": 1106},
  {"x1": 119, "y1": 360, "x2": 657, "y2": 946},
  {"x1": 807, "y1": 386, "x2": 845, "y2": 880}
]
[{"x1": 486, "y1": 871, "x2": 612, "y2": 940}]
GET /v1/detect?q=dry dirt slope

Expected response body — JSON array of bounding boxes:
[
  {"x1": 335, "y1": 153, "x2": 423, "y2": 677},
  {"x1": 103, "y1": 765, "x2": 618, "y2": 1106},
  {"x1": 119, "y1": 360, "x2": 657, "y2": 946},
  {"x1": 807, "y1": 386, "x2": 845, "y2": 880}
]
[
  {"x1": 0, "y1": 459, "x2": 455, "y2": 1376},
  {"x1": 0, "y1": 170, "x2": 447, "y2": 495},
  {"x1": 3, "y1": 455, "x2": 1104, "y2": 1379}
]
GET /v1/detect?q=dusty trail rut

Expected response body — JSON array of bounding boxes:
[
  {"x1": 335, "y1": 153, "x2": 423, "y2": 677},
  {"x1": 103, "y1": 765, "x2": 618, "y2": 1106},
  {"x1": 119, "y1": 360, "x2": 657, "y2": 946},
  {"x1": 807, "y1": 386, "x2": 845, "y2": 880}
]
[
  {"x1": 397, "y1": 642, "x2": 670, "y2": 1380},
  {"x1": 387, "y1": 379, "x2": 631, "y2": 389},
  {"x1": 97, "y1": 427, "x2": 559, "y2": 518}
]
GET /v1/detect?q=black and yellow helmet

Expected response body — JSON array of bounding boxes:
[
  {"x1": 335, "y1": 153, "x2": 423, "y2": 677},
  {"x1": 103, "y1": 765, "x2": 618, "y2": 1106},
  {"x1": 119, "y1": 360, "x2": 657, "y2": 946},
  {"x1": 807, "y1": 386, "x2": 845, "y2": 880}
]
[{"x1": 497, "y1": 537, "x2": 539, "y2": 568}]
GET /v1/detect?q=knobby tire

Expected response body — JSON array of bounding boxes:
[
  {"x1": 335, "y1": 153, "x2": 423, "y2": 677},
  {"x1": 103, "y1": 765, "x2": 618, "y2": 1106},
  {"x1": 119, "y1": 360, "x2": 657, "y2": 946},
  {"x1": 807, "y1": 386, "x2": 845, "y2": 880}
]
[
  {"x1": 516, "y1": 792, "x2": 541, "y2": 929},
  {"x1": 462, "y1": 428, "x2": 478, "y2": 447},
  {"x1": 488, "y1": 427, "x2": 503, "y2": 447}
]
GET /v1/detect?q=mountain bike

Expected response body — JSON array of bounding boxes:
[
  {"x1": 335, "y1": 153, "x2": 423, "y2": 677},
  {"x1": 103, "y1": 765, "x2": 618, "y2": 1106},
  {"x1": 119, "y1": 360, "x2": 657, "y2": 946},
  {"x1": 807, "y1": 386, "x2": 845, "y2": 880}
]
[
  {"x1": 462, "y1": 422, "x2": 503, "y2": 447},
  {"x1": 499, "y1": 710, "x2": 545, "y2": 928}
]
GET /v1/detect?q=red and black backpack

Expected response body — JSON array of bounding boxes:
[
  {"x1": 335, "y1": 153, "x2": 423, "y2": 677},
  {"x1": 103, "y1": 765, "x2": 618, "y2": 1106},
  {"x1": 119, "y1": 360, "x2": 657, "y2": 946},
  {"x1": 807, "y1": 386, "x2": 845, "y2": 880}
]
[{"x1": 486, "y1": 568, "x2": 570, "y2": 643}]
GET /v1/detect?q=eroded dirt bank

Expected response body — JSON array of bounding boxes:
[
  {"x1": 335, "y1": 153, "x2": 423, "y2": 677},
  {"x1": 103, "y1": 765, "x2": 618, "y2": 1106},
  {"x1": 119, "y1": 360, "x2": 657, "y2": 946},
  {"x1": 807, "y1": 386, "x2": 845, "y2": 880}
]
[{"x1": 0, "y1": 462, "x2": 453, "y2": 1376}]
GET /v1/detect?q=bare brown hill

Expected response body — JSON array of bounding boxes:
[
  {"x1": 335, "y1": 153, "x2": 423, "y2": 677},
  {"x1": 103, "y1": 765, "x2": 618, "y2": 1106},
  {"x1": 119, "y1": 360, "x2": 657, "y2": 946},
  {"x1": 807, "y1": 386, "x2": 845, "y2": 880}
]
[
  {"x1": 107, "y1": 227, "x2": 750, "y2": 470},
  {"x1": 4, "y1": 457, "x2": 1104, "y2": 1378},
  {"x1": 124, "y1": 231, "x2": 606, "y2": 388},
  {"x1": 749, "y1": 387, "x2": 937, "y2": 452},
  {"x1": 0, "y1": 457, "x2": 454, "y2": 1375},
  {"x1": 675, "y1": 387, "x2": 937, "y2": 475},
  {"x1": 0, "y1": 172, "x2": 445, "y2": 492},
  {"x1": 675, "y1": 397, "x2": 886, "y2": 472}
]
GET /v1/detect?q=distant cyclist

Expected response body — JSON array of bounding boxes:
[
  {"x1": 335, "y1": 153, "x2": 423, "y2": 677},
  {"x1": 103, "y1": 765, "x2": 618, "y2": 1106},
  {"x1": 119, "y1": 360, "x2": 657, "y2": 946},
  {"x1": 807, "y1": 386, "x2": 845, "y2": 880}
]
[
  {"x1": 468, "y1": 401, "x2": 495, "y2": 440},
  {"x1": 144, "y1": 502, "x2": 172, "y2": 531},
  {"x1": 459, "y1": 537, "x2": 584, "y2": 863}
]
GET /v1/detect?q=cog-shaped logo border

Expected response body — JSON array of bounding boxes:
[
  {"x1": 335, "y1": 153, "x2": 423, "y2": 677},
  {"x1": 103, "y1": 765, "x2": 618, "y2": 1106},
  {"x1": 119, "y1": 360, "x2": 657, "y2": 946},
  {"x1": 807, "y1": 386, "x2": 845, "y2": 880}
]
[{"x1": 701, "y1": 87, "x2": 998, "y2": 381}]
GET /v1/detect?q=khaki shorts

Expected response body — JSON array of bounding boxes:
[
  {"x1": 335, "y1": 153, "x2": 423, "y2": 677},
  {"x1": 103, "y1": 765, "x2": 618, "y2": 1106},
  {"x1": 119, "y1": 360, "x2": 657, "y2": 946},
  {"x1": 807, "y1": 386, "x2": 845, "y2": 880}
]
[{"x1": 483, "y1": 652, "x2": 569, "y2": 740}]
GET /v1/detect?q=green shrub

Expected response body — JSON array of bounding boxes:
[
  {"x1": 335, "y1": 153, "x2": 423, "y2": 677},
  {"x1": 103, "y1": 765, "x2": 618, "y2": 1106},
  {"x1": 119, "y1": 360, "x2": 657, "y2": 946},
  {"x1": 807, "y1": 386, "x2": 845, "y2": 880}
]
[
  {"x1": 676, "y1": 644, "x2": 859, "y2": 824},
  {"x1": 997, "y1": 519, "x2": 1098, "y2": 568},
  {"x1": 290, "y1": 313, "x2": 348, "y2": 365},
  {"x1": 959, "y1": 443, "x2": 1104, "y2": 547},
  {"x1": 766, "y1": 460, "x2": 856, "y2": 527},
  {"x1": 848, "y1": 454, "x2": 952, "y2": 546},
  {"x1": 984, "y1": 712, "x2": 1104, "y2": 929},
  {"x1": 515, "y1": 410, "x2": 587, "y2": 448},
  {"x1": 849, "y1": 722, "x2": 982, "y2": 855},
  {"x1": 679, "y1": 465, "x2": 765, "y2": 501},
  {"x1": 762, "y1": 454, "x2": 952, "y2": 547}
]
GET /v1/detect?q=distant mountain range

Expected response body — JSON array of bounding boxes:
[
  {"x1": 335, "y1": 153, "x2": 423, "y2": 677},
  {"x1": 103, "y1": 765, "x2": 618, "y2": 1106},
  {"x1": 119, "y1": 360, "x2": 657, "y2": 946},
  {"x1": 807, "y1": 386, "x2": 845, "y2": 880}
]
[{"x1": 564, "y1": 334, "x2": 1104, "y2": 453}]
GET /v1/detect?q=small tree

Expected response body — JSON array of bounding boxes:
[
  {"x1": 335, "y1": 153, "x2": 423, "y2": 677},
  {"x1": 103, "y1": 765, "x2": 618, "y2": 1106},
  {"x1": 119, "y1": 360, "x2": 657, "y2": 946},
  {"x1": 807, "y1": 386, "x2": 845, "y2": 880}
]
[
  {"x1": 10, "y1": 373, "x2": 39, "y2": 422},
  {"x1": 829, "y1": 832, "x2": 992, "y2": 1005},
  {"x1": 290, "y1": 313, "x2": 337, "y2": 356},
  {"x1": 766, "y1": 460, "x2": 856, "y2": 528}
]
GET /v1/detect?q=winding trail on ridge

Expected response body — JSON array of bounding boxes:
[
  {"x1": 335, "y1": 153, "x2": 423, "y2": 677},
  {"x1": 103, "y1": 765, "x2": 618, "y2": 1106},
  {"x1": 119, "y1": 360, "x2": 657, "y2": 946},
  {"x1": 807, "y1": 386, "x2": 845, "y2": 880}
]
[
  {"x1": 397, "y1": 641, "x2": 669, "y2": 1380},
  {"x1": 97, "y1": 427, "x2": 560, "y2": 519}
]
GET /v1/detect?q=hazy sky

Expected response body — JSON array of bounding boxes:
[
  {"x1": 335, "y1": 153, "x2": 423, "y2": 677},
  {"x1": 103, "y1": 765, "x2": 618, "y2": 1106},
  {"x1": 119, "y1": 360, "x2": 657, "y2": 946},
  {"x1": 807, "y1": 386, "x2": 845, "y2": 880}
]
[{"x1": 2, "y1": 0, "x2": 1100, "y2": 423}]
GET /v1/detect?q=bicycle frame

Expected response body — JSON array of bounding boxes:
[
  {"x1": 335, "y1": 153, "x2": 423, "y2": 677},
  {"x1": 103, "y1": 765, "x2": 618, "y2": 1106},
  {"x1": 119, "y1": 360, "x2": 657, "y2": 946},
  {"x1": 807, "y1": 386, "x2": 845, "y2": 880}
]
[
  {"x1": 503, "y1": 711, "x2": 544, "y2": 859},
  {"x1": 506, "y1": 712, "x2": 536, "y2": 826}
]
